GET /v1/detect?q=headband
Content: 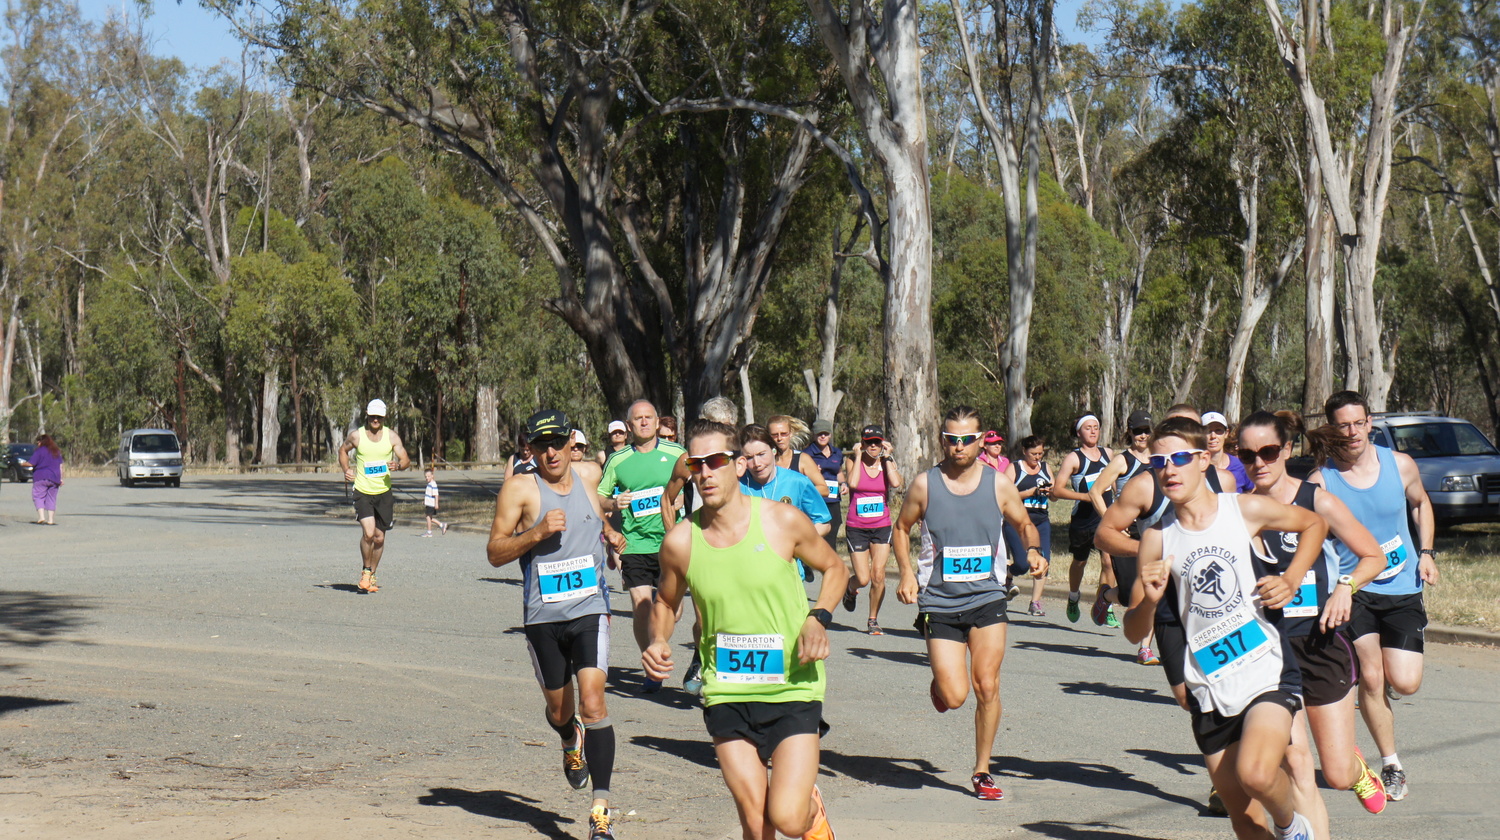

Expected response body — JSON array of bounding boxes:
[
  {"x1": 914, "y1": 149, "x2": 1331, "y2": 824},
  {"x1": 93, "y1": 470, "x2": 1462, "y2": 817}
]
[{"x1": 1074, "y1": 414, "x2": 1099, "y2": 434}]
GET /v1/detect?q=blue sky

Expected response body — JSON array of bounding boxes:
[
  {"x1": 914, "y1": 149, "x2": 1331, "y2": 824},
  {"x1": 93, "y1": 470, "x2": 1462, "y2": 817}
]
[{"x1": 76, "y1": 1, "x2": 1110, "y2": 70}]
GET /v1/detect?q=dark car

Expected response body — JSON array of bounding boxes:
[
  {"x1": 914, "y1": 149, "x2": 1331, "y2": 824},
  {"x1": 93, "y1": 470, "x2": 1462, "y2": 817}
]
[{"x1": 5, "y1": 443, "x2": 34, "y2": 482}]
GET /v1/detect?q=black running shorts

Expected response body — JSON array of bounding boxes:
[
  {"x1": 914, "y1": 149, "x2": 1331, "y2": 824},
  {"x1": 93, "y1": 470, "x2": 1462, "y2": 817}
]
[
  {"x1": 845, "y1": 526, "x2": 892, "y2": 554},
  {"x1": 1190, "y1": 690, "x2": 1303, "y2": 756},
  {"x1": 1349, "y1": 591, "x2": 1426, "y2": 654},
  {"x1": 620, "y1": 552, "x2": 661, "y2": 590},
  {"x1": 523, "y1": 613, "x2": 611, "y2": 691},
  {"x1": 915, "y1": 597, "x2": 1008, "y2": 643},
  {"x1": 703, "y1": 700, "x2": 827, "y2": 762},
  {"x1": 1289, "y1": 629, "x2": 1357, "y2": 707},
  {"x1": 353, "y1": 490, "x2": 395, "y2": 531}
]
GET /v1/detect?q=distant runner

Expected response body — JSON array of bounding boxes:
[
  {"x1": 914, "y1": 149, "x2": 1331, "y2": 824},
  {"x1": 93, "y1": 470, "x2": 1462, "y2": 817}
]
[{"x1": 338, "y1": 399, "x2": 411, "y2": 594}]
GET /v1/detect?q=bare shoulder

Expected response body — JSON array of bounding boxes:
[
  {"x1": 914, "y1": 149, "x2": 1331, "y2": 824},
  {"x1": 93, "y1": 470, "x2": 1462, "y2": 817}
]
[
  {"x1": 661, "y1": 517, "x2": 694, "y2": 567},
  {"x1": 386, "y1": 428, "x2": 405, "y2": 448},
  {"x1": 573, "y1": 461, "x2": 603, "y2": 488}
]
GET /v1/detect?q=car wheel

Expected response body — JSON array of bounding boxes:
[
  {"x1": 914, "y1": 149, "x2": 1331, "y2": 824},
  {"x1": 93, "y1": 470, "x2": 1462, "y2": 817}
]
[{"x1": 169, "y1": 478, "x2": 180, "y2": 488}]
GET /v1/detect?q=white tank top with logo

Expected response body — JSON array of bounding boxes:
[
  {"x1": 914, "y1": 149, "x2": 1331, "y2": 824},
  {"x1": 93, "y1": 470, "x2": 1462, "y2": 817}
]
[{"x1": 1163, "y1": 493, "x2": 1289, "y2": 717}]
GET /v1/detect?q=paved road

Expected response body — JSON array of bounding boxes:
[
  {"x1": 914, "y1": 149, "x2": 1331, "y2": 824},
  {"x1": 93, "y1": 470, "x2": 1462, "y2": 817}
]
[{"x1": 1, "y1": 473, "x2": 1496, "y2": 839}]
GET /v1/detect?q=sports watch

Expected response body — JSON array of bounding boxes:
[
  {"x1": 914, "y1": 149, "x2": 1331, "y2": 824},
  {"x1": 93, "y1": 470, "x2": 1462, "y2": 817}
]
[
  {"x1": 1337, "y1": 574, "x2": 1359, "y2": 594},
  {"x1": 809, "y1": 608, "x2": 833, "y2": 628}
]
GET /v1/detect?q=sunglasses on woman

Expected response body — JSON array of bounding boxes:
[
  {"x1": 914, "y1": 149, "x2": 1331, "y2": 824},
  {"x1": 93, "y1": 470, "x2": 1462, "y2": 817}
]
[
  {"x1": 1236, "y1": 444, "x2": 1284, "y2": 464},
  {"x1": 1148, "y1": 449, "x2": 1204, "y2": 470},
  {"x1": 941, "y1": 432, "x2": 982, "y2": 447},
  {"x1": 685, "y1": 451, "x2": 739, "y2": 471}
]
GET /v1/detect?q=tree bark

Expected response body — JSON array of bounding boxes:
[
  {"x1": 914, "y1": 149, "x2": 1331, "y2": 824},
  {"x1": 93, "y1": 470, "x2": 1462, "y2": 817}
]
[
  {"x1": 805, "y1": 0, "x2": 940, "y2": 475},
  {"x1": 473, "y1": 383, "x2": 500, "y2": 462},
  {"x1": 1173, "y1": 278, "x2": 1218, "y2": 405},
  {"x1": 259, "y1": 367, "x2": 281, "y2": 466},
  {"x1": 803, "y1": 218, "x2": 861, "y2": 422}
]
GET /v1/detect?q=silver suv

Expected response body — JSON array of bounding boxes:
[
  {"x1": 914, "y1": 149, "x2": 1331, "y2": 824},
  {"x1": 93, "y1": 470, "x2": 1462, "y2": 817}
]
[{"x1": 1367, "y1": 413, "x2": 1500, "y2": 526}]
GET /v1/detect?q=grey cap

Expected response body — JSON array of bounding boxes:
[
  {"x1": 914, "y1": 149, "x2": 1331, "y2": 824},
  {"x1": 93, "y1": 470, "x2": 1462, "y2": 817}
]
[{"x1": 812, "y1": 419, "x2": 833, "y2": 435}]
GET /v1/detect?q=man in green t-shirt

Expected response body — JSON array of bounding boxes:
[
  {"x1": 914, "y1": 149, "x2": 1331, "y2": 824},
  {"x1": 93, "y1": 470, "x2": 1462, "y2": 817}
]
[{"x1": 599, "y1": 399, "x2": 686, "y2": 691}]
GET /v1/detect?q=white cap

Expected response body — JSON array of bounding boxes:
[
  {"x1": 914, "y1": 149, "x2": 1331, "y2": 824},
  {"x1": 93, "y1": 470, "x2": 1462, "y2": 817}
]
[
  {"x1": 1202, "y1": 411, "x2": 1229, "y2": 429},
  {"x1": 607, "y1": 420, "x2": 627, "y2": 434},
  {"x1": 366, "y1": 399, "x2": 388, "y2": 417},
  {"x1": 572, "y1": 429, "x2": 588, "y2": 446}
]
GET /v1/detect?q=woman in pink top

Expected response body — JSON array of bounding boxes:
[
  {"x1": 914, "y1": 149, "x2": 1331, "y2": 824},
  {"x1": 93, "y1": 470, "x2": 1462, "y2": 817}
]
[
  {"x1": 838, "y1": 424, "x2": 904, "y2": 634},
  {"x1": 979, "y1": 430, "x2": 1010, "y2": 472}
]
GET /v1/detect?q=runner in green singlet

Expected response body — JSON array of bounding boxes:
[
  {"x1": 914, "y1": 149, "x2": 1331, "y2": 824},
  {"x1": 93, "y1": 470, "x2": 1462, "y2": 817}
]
[
  {"x1": 337, "y1": 399, "x2": 411, "y2": 594},
  {"x1": 644, "y1": 419, "x2": 847, "y2": 840}
]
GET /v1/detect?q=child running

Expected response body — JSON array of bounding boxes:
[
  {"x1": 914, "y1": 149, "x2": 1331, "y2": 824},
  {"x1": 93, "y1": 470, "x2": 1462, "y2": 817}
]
[{"x1": 423, "y1": 468, "x2": 448, "y2": 536}]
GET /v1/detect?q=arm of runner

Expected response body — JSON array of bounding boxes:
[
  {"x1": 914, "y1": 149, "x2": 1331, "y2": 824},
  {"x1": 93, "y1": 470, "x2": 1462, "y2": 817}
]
[
  {"x1": 1396, "y1": 451, "x2": 1439, "y2": 584},
  {"x1": 1214, "y1": 465, "x2": 1235, "y2": 494},
  {"x1": 1050, "y1": 451, "x2": 1087, "y2": 503},
  {"x1": 642, "y1": 523, "x2": 691, "y2": 680},
  {"x1": 882, "y1": 450, "x2": 905, "y2": 490},
  {"x1": 1095, "y1": 470, "x2": 1150, "y2": 558},
  {"x1": 892, "y1": 471, "x2": 929, "y2": 605},
  {"x1": 1124, "y1": 526, "x2": 1166, "y2": 646},
  {"x1": 1240, "y1": 493, "x2": 1328, "y2": 610},
  {"x1": 767, "y1": 502, "x2": 848, "y2": 664},
  {"x1": 388, "y1": 431, "x2": 411, "y2": 471},
  {"x1": 797, "y1": 455, "x2": 826, "y2": 493},
  {"x1": 596, "y1": 455, "x2": 628, "y2": 513},
  {"x1": 1089, "y1": 453, "x2": 1128, "y2": 518},
  {"x1": 1313, "y1": 486, "x2": 1387, "y2": 632},
  {"x1": 996, "y1": 469, "x2": 1046, "y2": 578},
  {"x1": 485, "y1": 475, "x2": 557, "y2": 567},
  {"x1": 663, "y1": 453, "x2": 690, "y2": 512},
  {"x1": 338, "y1": 431, "x2": 358, "y2": 481}
]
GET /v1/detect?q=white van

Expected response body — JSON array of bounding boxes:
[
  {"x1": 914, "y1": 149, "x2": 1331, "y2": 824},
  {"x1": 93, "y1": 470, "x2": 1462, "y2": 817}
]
[{"x1": 116, "y1": 428, "x2": 184, "y2": 487}]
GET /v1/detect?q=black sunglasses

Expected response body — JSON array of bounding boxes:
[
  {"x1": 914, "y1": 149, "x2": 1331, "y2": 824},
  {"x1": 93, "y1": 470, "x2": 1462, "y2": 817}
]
[
  {"x1": 1236, "y1": 444, "x2": 1284, "y2": 465},
  {"x1": 531, "y1": 435, "x2": 572, "y2": 452}
]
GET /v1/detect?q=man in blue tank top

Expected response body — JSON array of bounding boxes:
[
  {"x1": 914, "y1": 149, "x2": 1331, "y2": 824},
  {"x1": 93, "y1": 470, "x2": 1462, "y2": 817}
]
[
  {"x1": 487, "y1": 409, "x2": 628, "y2": 840},
  {"x1": 893, "y1": 406, "x2": 1047, "y2": 801},
  {"x1": 1307, "y1": 391, "x2": 1437, "y2": 803}
]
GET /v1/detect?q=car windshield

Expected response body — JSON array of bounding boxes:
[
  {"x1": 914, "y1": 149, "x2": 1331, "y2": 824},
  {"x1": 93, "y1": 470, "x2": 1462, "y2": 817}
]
[
  {"x1": 10, "y1": 444, "x2": 34, "y2": 456},
  {"x1": 1387, "y1": 422, "x2": 1499, "y2": 459},
  {"x1": 132, "y1": 434, "x2": 180, "y2": 454}
]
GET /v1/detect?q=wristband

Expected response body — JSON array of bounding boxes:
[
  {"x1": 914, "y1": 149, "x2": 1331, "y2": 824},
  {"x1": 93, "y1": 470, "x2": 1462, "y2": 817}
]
[{"x1": 1419, "y1": 548, "x2": 1436, "y2": 558}]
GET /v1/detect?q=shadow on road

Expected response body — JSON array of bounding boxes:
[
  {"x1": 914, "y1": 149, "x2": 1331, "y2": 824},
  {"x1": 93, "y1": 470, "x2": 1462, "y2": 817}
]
[
  {"x1": 996, "y1": 756, "x2": 1206, "y2": 813},
  {"x1": 0, "y1": 696, "x2": 71, "y2": 716},
  {"x1": 1125, "y1": 748, "x2": 1203, "y2": 776},
  {"x1": 314, "y1": 583, "x2": 366, "y2": 594},
  {"x1": 630, "y1": 734, "x2": 718, "y2": 769},
  {"x1": 820, "y1": 750, "x2": 972, "y2": 795},
  {"x1": 1012, "y1": 640, "x2": 1138, "y2": 663},
  {"x1": 844, "y1": 647, "x2": 927, "y2": 667},
  {"x1": 1021, "y1": 820, "x2": 1174, "y2": 839},
  {"x1": 0, "y1": 590, "x2": 93, "y2": 647},
  {"x1": 1058, "y1": 681, "x2": 1178, "y2": 706},
  {"x1": 604, "y1": 673, "x2": 697, "y2": 709},
  {"x1": 477, "y1": 577, "x2": 522, "y2": 587},
  {"x1": 418, "y1": 787, "x2": 576, "y2": 839}
]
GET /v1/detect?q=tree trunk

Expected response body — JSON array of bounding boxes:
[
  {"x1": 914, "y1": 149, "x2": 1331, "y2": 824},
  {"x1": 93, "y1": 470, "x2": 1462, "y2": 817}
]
[
  {"x1": 1174, "y1": 279, "x2": 1218, "y2": 405},
  {"x1": 474, "y1": 383, "x2": 500, "y2": 462},
  {"x1": 259, "y1": 367, "x2": 281, "y2": 466},
  {"x1": 803, "y1": 219, "x2": 859, "y2": 423},
  {"x1": 1302, "y1": 155, "x2": 1336, "y2": 415},
  {"x1": 806, "y1": 0, "x2": 940, "y2": 477},
  {"x1": 291, "y1": 354, "x2": 304, "y2": 463},
  {"x1": 739, "y1": 359, "x2": 755, "y2": 425}
]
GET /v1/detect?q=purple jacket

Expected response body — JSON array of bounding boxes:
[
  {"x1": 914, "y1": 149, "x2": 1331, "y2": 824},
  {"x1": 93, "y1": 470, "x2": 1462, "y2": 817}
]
[{"x1": 27, "y1": 446, "x2": 62, "y2": 483}]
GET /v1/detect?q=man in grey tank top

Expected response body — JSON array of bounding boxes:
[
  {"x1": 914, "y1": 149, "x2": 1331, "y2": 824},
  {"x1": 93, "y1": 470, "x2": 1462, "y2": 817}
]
[
  {"x1": 487, "y1": 410, "x2": 627, "y2": 840},
  {"x1": 894, "y1": 406, "x2": 1048, "y2": 801}
]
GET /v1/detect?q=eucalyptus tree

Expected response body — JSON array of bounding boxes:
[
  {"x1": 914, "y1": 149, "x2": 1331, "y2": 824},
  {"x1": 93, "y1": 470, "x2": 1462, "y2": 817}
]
[{"x1": 1262, "y1": 0, "x2": 1427, "y2": 408}]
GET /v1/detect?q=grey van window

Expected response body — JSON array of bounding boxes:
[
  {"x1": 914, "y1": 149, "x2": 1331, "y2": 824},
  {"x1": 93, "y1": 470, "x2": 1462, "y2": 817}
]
[
  {"x1": 1388, "y1": 422, "x2": 1498, "y2": 459},
  {"x1": 132, "y1": 434, "x2": 180, "y2": 453}
]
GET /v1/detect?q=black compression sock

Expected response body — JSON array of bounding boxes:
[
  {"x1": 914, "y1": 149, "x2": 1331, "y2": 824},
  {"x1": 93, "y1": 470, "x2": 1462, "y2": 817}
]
[
  {"x1": 548, "y1": 714, "x2": 577, "y2": 744},
  {"x1": 583, "y1": 721, "x2": 615, "y2": 799}
]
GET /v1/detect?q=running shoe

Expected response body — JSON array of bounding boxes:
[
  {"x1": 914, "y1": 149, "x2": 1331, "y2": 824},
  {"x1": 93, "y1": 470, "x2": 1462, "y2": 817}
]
[
  {"x1": 420, "y1": 531, "x2": 432, "y2": 537},
  {"x1": 357, "y1": 569, "x2": 376, "y2": 593},
  {"x1": 1386, "y1": 683, "x2": 1401, "y2": 703},
  {"x1": 1351, "y1": 752, "x2": 1386, "y2": 814},
  {"x1": 440, "y1": 523, "x2": 449, "y2": 535},
  {"x1": 867, "y1": 618, "x2": 884, "y2": 636},
  {"x1": 803, "y1": 784, "x2": 835, "y2": 840},
  {"x1": 683, "y1": 660, "x2": 704, "y2": 697},
  {"x1": 1137, "y1": 647, "x2": 1159, "y2": 666},
  {"x1": 1066, "y1": 597, "x2": 1081, "y2": 623},
  {"x1": 1279, "y1": 811, "x2": 1313, "y2": 840},
  {"x1": 1090, "y1": 594, "x2": 1110, "y2": 626},
  {"x1": 842, "y1": 586, "x2": 858, "y2": 613},
  {"x1": 588, "y1": 805, "x2": 615, "y2": 840},
  {"x1": 929, "y1": 679, "x2": 949, "y2": 713},
  {"x1": 1206, "y1": 787, "x2": 1228, "y2": 816},
  {"x1": 1104, "y1": 609, "x2": 1120, "y2": 628},
  {"x1": 970, "y1": 772, "x2": 1004, "y2": 800},
  {"x1": 563, "y1": 717, "x2": 589, "y2": 790},
  {"x1": 1381, "y1": 764, "x2": 1407, "y2": 801},
  {"x1": 641, "y1": 677, "x2": 662, "y2": 694},
  {"x1": 1028, "y1": 601, "x2": 1045, "y2": 616},
  {"x1": 800, "y1": 560, "x2": 814, "y2": 583},
  {"x1": 1004, "y1": 580, "x2": 1021, "y2": 601}
]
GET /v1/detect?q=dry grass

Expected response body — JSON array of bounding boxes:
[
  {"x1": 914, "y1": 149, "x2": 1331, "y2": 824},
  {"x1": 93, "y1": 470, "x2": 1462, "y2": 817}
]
[
  {"x1": 1429, "y1": 523, "x2": 1500, "y2": 632},
  {"x1": 395, "y1": 497, "x2": 497, "y2": 527}
]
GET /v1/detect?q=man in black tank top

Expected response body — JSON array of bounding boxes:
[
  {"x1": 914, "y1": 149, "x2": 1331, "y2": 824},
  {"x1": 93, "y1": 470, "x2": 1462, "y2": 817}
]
[{"x1": 1052, "y1": 414, "x2": 1116, "y2": 626}]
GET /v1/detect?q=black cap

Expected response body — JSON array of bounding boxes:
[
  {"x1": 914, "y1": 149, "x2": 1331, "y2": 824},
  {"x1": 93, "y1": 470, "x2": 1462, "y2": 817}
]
[
  {"x1": 525, "y1": 409, "x2": 571, "y2": 442},
  {"x1": 861, "y1": 424, "x2": 885, "y2": 442},
  {"x1": 1127, "y1": 409, "x2": 1153, "y2": 430}
]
